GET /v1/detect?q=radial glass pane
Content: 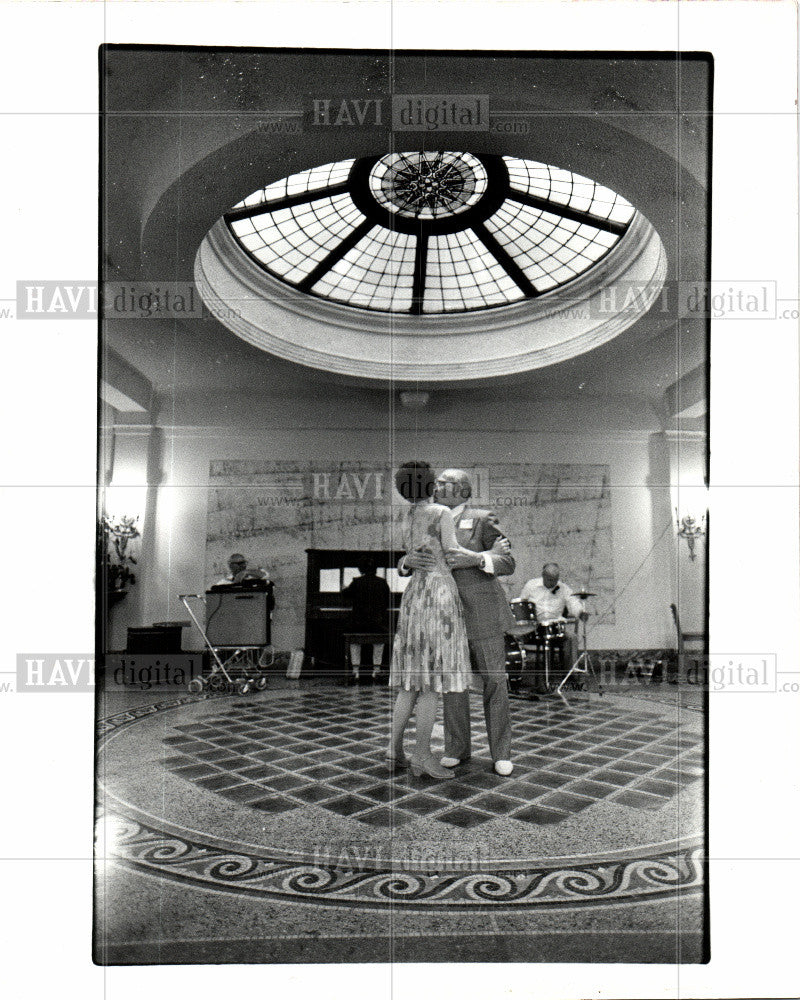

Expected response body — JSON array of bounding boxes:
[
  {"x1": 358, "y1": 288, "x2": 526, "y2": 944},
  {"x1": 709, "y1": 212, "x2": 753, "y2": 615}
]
[
  {"x1": 425, "y1": 230, "x2": 524, "y2": 312},
  {"x1": 312, "y1": 227, "x2": 416, "y2": 311},
  {"x1": 485, "y1": 200, "x2": 619, "y2": 292},
  {"x1": 231, "y1": 160, "x2": 356, "y2": 210},
  {"x1": 503, "y1": 157, "x2": 635, "y2": 226},
  {"x1": 230, "y1": 193, "x2": 364, "y2": 285}
]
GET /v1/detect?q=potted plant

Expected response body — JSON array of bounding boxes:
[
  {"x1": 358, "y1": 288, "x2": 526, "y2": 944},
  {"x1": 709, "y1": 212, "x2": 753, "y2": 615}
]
[{"x1": 100, "y1": 514, "x2": 141, "y2": 605}]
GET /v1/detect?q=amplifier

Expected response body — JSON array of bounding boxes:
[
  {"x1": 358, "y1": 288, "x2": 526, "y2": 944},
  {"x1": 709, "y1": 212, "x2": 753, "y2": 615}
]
[
  {"x1": 205, "y1": 589, "x2": 272, "y2": 646},
  {"x1": 126, "y1": 625, "x2": 183, "y2": 654}
]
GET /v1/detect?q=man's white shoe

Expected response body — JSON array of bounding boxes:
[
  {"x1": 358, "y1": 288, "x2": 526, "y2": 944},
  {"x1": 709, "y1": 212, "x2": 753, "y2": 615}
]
[
  {"x1": 494, "y1": 760, "x2": 514, "y2": 776},
  {"x1": 440, "y1": 757, "x2": 461, "y2": 768}
]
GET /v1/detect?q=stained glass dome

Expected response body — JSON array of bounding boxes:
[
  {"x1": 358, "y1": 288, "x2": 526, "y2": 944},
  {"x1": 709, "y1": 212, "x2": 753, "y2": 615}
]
[{"x1": 225, "y1": 151, "x2": 636, "y2": 315}]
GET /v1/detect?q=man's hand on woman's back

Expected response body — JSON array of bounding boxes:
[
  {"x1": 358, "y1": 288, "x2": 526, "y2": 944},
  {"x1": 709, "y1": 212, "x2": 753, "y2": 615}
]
[{"x1": 404, "y1": 549, "x2": 437, "y2": 571}]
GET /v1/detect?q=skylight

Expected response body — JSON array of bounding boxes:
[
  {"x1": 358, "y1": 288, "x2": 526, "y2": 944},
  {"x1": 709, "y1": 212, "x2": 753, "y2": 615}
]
[{"x1": 225, "y1": 151, "x2": 637, "y2": 315}]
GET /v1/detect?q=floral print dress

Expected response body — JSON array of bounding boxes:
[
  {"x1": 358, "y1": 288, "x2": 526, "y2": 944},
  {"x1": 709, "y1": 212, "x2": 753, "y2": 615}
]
[{"x1": 389, "y1": 502, "x2": 472, "y2": 693}]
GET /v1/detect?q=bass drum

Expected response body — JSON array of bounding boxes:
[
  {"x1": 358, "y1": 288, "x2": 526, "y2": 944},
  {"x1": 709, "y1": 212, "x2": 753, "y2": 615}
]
[
  {"x1": 504, "y1": 635, "x2": 526, "y2": 685},
  {"x1": 521, "y1": 620, "x2": 569, "y2": 695}
]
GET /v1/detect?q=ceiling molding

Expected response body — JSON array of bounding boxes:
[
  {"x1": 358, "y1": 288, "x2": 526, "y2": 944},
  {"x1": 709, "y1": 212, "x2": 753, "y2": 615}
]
[
  {"x1": 111, "y1": 424, "x2": 663, "y2": 445},
  {"x1": 99, "y1": 384, "x2": 147, "y2": 413},
  {"x1": 666, "y1": 364, "x2": 707, "y2": 417},
  {"x1": 664, "y1": 429, "x2": 708, "y2": 443},
  {"x1": 195, "y1": 211, "x2": 667, "y2": 382},
  {"x1": 101, "y1": 346, "x2": 152, "y2": 411}
]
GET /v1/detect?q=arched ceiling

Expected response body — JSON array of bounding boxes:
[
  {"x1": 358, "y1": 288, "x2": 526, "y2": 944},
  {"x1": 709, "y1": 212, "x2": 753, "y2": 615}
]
[{"x1": 102, "y1": 48, "x2": 709, "y2": 406}]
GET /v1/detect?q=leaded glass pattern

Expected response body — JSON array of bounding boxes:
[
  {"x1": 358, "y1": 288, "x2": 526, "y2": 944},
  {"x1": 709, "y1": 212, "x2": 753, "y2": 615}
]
[
  {"x1": 484, "y1": 200, "x2": 618, "y2": 292},
  {"x1": 425, "y1": 231, "x2": 524, "y2": 312},
  {"x1": 225, "y1": 152, "x2": 638, "y2": 313},
  {"x1": 503, "y1": 157, "x2": 635, "y2": 227},
  {"x1": 312, "y1": 227, "x2": 416, "y2": 311},
  {"x1": 232, "y1": 159, "x2": 356, "y2": 210},
  {"x1": 369, "y1": 151, "x2": 488, "y2": 220},
  {"x1": 230, "y1": 193, "x2": 365, "y2": 285}
]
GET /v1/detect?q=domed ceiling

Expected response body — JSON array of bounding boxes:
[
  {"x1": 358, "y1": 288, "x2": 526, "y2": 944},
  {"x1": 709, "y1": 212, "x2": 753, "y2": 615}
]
[
  {"x1": 195, "y1": 148, "x2": 665, "y2": 381},
  {"x1": 224, "y1": 151, "x2": 636, "y2": 314}
]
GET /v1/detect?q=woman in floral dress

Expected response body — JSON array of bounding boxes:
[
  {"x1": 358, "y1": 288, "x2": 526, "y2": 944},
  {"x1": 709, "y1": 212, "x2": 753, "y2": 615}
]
[{"x1": 387, "y1": 461, "x2": 473, "y2": 779}]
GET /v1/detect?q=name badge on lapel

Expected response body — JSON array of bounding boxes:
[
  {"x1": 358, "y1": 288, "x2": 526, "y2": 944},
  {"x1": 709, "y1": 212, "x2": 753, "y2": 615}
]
[{"x1": 459, "y1": 518, "x2": 474, "y2": 530}]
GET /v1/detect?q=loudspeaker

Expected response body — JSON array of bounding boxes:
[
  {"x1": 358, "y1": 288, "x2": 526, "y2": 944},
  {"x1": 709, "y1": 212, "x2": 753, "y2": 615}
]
[{"x1": 205, "y1": 590, "x2": 272, "y2": 646}]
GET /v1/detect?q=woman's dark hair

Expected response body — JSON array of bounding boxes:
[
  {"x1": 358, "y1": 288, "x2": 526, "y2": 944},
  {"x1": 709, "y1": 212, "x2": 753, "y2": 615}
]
[
  {"x1": 394, "y1": 461, "x2": 436, "y2": 503},
  {"x1": 357, "y1": 557, "x2": 377, "y2": 576}
]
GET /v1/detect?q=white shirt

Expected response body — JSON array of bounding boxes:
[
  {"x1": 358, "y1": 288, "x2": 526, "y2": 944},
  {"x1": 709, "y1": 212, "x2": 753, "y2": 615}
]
[
  {"x1": 519, "y1": 577, "x2": 584, "y2": 621},
  {"x1": 451, "y1": 503, "x2": 494, "y2": 575}
]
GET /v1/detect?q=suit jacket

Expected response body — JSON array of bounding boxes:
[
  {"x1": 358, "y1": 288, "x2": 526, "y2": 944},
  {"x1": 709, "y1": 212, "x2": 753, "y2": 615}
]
[{"x1": 451, "y1": 506, "x2": 516, "y2": 642}]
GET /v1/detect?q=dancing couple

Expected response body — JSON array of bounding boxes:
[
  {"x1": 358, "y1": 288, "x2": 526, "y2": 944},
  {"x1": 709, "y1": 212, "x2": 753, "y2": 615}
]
[{"x1": 387, "y1": 462, "x2": 516, "y2": 779}]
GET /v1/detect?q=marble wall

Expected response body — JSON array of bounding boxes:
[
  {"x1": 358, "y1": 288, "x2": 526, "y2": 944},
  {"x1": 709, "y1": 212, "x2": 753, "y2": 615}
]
[{"x1": 206, "y1": 459, "x2": 615, "y2": 650}]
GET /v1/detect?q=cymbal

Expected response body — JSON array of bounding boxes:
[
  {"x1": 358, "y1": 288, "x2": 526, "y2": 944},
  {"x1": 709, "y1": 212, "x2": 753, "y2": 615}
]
[{"x1": 573, "y1": 591, "x2": 597, "y2": 599}]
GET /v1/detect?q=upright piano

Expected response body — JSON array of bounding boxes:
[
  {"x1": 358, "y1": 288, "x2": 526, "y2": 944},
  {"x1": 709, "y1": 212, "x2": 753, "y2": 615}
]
[{"x1": 304, "y1": 548, "x2": 407, "y2": 672}]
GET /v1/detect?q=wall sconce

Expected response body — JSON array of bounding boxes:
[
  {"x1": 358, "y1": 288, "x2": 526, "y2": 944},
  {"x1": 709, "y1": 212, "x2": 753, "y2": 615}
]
[{"x1": 675, "y1": 508, "x2": 706, "y2": 561}]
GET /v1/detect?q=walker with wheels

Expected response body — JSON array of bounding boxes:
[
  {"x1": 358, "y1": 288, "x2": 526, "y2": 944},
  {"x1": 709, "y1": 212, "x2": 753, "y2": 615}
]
[{"x1": 179, "y1": 592, "x2": 275, "y2": 694}]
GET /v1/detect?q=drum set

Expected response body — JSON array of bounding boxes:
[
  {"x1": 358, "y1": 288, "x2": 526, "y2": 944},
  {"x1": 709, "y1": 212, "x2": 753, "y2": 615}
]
[{"x1": 505, "y1": 591, "x2": 602, "y2": 705}]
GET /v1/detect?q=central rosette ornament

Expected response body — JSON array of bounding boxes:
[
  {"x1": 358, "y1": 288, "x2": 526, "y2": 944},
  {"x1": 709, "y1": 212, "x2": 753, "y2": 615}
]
[{"x1": 368, "y1": 151, "x2": 489, "y2": 220}]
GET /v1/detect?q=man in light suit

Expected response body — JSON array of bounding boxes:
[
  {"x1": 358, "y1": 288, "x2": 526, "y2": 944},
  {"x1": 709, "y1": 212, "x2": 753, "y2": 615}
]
[{"x1": 402, "y1": 468, "x2": 516, "y2": 776}]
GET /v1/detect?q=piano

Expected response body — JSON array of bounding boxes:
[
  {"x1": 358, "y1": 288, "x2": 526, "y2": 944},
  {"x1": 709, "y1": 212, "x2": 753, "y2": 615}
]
[{"x1": 304, "y1": 548, "x2": 407, "y2": 672}]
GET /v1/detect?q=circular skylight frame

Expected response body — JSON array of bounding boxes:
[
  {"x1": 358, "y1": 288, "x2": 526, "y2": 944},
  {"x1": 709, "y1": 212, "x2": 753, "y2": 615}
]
[
  {"x1": 196, "y1": 207, "x2": 666, "y2": 382},
  {"x1": 223, "y1": 152, "x2": 638, "y2": 317},
  {"x1": 349, "y1": 152, "x2": 507, "y2": 235}
]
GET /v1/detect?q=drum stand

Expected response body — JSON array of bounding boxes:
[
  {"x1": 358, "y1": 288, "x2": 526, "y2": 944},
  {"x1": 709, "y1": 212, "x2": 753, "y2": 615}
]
[
  {"x1": 556, "y1": 614, "x2": 603, "y2": 707},
  {"x1": 541, "y1": 636, "x2": 553, "y2": 692}
]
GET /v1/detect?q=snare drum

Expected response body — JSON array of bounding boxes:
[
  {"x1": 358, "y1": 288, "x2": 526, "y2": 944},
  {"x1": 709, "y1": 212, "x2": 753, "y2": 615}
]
[{"x1": 536, "y1": 619, "x2": 567, "y2": 642}]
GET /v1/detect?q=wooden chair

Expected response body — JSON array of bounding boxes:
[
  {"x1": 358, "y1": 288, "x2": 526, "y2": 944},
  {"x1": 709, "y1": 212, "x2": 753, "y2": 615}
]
[{"x1": 670, "y1": 603, "x2": 707, "y2": 682}]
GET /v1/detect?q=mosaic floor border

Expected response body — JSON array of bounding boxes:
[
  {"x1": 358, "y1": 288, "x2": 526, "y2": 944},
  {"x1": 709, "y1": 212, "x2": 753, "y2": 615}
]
[
  {"x1": 96, "y1": 692, "x2": 704, "y2": 911},
  {"x1": 96, "y1": 808, "x2": 703, "y2": 910}
]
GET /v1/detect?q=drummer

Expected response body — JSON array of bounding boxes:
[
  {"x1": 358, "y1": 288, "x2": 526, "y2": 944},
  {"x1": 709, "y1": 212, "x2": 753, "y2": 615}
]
[{"x1": 518, "y1": 563, "x2": 588, "y2": 668}]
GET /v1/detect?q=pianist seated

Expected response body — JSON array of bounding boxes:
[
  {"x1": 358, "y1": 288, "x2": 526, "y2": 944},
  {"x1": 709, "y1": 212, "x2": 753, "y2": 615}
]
[
  {"x1": 214, "y1": 553, "x2": 270, "y2": 587},
  {"x1": 343, "y1": 558, "x2": 392, "y2": 682}
]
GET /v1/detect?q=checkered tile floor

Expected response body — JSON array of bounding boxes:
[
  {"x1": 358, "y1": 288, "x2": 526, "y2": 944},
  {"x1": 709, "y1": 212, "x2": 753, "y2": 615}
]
[{"x1": 160, "y1": 690, "x2": 703, "y2": 827}]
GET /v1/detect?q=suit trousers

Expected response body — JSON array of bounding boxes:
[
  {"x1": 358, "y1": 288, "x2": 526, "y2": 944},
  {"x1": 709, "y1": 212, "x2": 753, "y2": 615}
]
[{"x1": 443, "y1": 633, "x2": 511, "y2": 762}]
